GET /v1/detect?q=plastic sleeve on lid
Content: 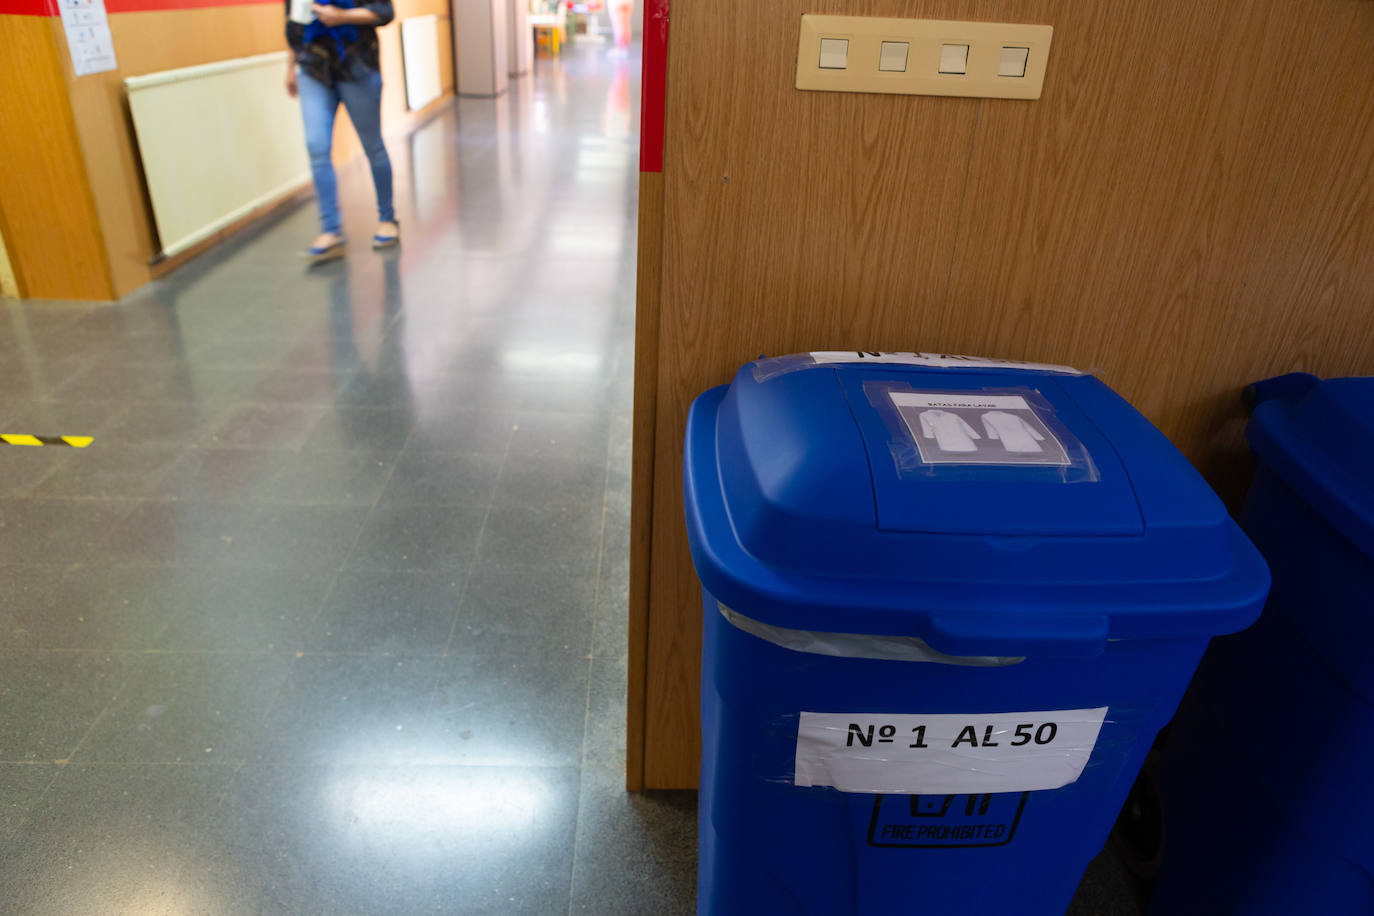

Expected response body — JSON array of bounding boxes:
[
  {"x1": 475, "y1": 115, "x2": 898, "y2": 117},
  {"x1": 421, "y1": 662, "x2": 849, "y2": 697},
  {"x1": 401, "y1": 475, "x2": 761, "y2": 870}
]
[
  {"x1": 863, "y1": 380, "x2": 1101, "y2": 483},
  {"x1": 751, "y1": 351, "x2": 1087, "y2": 384},
  {"x1": 719, "y1": 603, "x2": 1025, "y2": 667}
]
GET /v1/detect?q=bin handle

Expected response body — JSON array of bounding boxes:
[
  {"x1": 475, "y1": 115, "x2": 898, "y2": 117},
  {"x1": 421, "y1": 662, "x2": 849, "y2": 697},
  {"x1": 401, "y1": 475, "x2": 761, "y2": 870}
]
[
  {"x1": 1243, "y1": 372, "x2": 1319, "y2": 409},
  {"x1": 924, "y1": 612, "x2": 1109, "y2": 659}
]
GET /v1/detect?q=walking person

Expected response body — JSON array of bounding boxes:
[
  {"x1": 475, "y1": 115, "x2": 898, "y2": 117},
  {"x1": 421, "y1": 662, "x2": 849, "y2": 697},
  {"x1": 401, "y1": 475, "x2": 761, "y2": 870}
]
[{"x1": 286, "y1": 0, "x2": 400, "y2": 262}]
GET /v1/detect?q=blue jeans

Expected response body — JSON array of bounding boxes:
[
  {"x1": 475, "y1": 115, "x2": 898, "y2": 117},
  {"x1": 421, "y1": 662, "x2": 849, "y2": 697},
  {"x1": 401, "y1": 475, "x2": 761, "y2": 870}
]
[{"x1": 298, "y1": 68, "x2": 395, "y2": 235}]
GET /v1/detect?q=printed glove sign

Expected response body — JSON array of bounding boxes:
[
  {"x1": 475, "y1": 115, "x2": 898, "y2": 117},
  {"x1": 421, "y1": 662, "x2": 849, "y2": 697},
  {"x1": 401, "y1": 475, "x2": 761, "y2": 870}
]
[{"x1": 891, "y1": 391, "x2": 1072, "y2": 467}]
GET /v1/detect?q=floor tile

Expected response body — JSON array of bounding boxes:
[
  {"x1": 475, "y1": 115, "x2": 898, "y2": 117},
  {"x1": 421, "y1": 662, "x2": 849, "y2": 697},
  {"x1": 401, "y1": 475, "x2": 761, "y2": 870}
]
[
  {"x1": 51, "y1": 364, "x2": 187, "y2": 402},
  {"x1": 476, "y1": 504, "x2": 604, "y2": 575},
  {"x1": 377, "y1": 450, "x2": 501, "y2": 508},
  {"x1": 0, "y1": 565, "x2": 197, "y2": 651},
  {"x1": 183, "y1": 367, "x2": 270, "y2": 403},
  {"x1": 236, "y1": 368, "x2": 353, "y2": 406},
  {"x1": 222, "y1": 504, "x2": 369, "y2": 569},
  {"x1": 3, "y1": 763, "x2": 238, "y2": 916},
  {"x1": 336, "y1": 371, "x2": 425, "y2": 409},
  {"x1": 0, "y1": 652, "x2": 128, "y2": 762},
  {"x1": 303, "y1": 406, "x2": 416, "y2": 452},
  {"x1": 0, "y1": 446, "x2": 71, "y2": 497},
  {"x1": 31, "y1": 445, "x2": 183, "y2": 500},
  {"x1": 74, "y1": 653, "x2": 291, "y2": 763},
  {"x1": 205, "y1": 404, "x2": 328, "y2": 450},
  {"x1": 0, "y1": 763, "x2": 53, "y2": 845},
  {"x1": 256, "y1": 449, "x2": 397, "y2": 506},
  {"x1": 214, "y1": 764, "x2": 580, "y2": 914},
  {"x1": 570, "y1": 855, "x2": 696, "y2": 916},
  {"x1": 311, "y1": 570, "x2": 462, "y2": 655},
  {"x1": 160, "y1": 447, "x2": 290, "y2": 502},
  {"x1": 576, "y1": 755, "x2": 695, "y2": 858},
  {"x1": 191, "y1": 336, "x2": 297, "y2": 368},
  {"x1": 255, "y1": 655, "x2": 442, "y2": 765},
  {"x1": 0, "y1": 499, "x2": 129, "y2": 566},
  {"x1": 582, "y1": 654, "x2": 627, "y2": 772},
  {"x1": 427, "y1": 631, "x2": 589, "y2": 768},
  {"x1": 154, "y1": 567, "x2": 334, "y2": 652},
  {"x1": 347, "y1": 504, "x2": 486, "y2": 573},
  {"x1": 405, "y1": 405, "x2": 517, "y2": 454},
  {"x1": 459, "y1": 561, "x2": 597, "y2": 643},
  {"x1": 102, "y1": 502, "x2": 250, "y2": 567},
  {"x1": 100, "y1": 402, "x2": 232, "y2": 447},
  {"x1": 492, "y1": 450, "x2": 607, "y2": 513},
  {"x1": 511, "y1": 409, "x2": 613, "y2": 460}
]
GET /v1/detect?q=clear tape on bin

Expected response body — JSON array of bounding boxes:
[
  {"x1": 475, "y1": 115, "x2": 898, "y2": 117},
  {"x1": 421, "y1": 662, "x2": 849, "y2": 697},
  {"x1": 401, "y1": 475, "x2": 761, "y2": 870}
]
[
  {"x1": 720, "y1": 603, "x2": 1023, "y2": 666},
  {"x1": 863, "y1": 380, "x2": 1101, "y2": 482},
  {"x1": 751, "y1": 351, "x2": 1087, "y2": 384}
]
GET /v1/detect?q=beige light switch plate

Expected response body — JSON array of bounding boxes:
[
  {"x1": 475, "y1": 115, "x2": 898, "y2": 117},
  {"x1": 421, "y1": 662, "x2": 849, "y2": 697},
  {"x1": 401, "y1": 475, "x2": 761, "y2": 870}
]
[{"x1": 796, "y1": 15, "x2": 1053, "y2": 100}]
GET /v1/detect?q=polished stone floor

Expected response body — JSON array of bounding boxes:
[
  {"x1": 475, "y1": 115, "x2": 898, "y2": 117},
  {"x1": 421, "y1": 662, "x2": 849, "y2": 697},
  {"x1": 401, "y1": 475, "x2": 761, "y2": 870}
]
[{"x1": 0, "y1": 45, "x2": 1143, "y2": 916}]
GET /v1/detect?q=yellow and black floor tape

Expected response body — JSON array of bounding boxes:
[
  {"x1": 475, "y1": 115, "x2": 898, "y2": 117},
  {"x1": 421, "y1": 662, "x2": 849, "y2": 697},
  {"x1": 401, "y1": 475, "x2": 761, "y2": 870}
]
[{"x1": 0, "y1": 434, "x2": 93, "y2": 448}]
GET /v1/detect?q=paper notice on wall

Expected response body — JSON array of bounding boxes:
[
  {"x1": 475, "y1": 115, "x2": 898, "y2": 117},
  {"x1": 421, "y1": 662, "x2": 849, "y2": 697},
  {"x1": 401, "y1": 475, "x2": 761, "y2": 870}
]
[
  {"x1": 808, "y1": 352, "x2": 1084, "y2": 375},
  {"x1": 794, "y1": 708, "x2": 1109, "y2": 794},
  {"x1": 58, "y1": 0, "x2": 117, "y2": 77}
]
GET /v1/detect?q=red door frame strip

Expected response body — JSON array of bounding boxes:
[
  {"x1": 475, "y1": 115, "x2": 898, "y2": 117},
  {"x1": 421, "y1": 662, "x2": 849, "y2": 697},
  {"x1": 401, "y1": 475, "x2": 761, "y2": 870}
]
[{"x1": 638, "y1": 0, "x2": 668, "y2": 172}]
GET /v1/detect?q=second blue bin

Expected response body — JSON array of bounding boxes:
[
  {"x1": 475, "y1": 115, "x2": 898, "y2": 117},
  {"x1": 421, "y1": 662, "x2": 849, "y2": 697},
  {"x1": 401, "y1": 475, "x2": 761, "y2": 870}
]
[
  {"x1": 1151, "y1": 375, "x2": 1374, "y2": 915},
  {"x1": 684, "y1": 354, "x2": 1270, "y2": 915}
]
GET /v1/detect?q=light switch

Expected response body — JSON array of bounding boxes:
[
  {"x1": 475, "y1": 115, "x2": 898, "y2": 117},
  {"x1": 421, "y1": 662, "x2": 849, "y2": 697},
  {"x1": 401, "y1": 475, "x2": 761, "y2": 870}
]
[
  {"x1": 998, "y1": 46, "x2": 1029, "y2": 77},
  {"x1": 796, "y1": 16, "x2": 1054, "y2": 100},
  {"x1": 938, "y1": 43, "x2": 968, "y2": 74},
  {"x1": 819, "y1": 38, "x2": 849, "y2": 70},
  {"x1": 878, "y1": 41, "x2": 909, "y2": 72}
]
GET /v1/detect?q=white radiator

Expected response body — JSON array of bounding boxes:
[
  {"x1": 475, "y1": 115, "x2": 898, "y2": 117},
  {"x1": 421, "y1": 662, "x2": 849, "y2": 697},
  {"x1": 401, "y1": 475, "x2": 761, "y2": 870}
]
[
  {"x1": 401, "y1": 15, "x2": 442, "y2": 111},
  {"x1": 125, "y1": 52, "x2": 310, "y2": 258}
]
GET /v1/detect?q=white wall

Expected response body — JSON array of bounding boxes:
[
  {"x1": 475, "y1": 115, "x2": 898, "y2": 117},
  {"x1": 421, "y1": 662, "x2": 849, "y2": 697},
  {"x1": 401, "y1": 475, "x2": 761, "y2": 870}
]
[{"x1": 454, "y1": 0, "x2": 509, "y2": 96}]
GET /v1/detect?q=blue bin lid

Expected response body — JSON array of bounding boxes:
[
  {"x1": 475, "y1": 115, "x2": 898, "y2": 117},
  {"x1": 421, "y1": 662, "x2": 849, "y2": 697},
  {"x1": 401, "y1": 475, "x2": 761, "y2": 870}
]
[
  {"x1": 1247, "y1": 374, "x2": 1374, "y2": 560},
  {"x1": 683, "y1": 357, "x2": 1270, "y2": 658}
]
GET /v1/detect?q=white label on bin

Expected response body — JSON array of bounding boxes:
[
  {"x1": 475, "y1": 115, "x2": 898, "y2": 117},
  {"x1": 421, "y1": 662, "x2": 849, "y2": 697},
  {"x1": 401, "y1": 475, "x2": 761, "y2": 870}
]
[
  {"x1": 794, "y1": 708, "x2": 1109, "y2": 794},
  {"x1": 808, "y1": 352, "x2": 1084, "y2": 375}
]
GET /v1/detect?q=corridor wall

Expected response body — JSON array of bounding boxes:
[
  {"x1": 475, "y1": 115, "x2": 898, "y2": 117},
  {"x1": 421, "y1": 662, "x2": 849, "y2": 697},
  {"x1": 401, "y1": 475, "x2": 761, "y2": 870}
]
[
  {"x1": 629, "y1": 0, "x2": 1374, "y2": 789},
  {"x1": 0, "y1": 0, "x2": 453, "y2": 300}
]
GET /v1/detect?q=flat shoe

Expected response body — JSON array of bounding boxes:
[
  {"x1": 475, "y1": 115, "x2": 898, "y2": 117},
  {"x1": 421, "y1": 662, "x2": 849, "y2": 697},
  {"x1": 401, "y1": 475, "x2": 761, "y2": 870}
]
[
  {"x1": 372, "y1": 233, "x2": 400, "y2": 250},
  {"x1": 305, "y1": 238, "x2": 346, "y2": 263}
]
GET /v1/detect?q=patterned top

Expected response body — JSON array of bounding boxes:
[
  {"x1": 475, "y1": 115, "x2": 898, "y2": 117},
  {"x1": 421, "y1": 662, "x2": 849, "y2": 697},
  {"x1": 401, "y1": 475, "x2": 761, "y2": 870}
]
[{"x1": 286, "y1": 0, "x2": 394, "y2": 87}]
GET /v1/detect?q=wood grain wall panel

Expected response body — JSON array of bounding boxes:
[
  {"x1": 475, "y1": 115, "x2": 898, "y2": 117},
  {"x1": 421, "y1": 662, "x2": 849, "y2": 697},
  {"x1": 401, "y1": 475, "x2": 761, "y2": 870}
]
[
  {"x1": 627, "y1": 170, "x2": 663, "y2": 791},
  {"x1": 636, "y1": 0, "x2": 1374, "y2": 786},
  {"x1": 941, "y1": 0, "x2": 1374, "y2": 499},
  {"x1": 0, "y1": 16, "x2": 113, "y2": 300},
  {"x1": 106, "y1": 3, "x2": 282, "y2": 71},
  {"x1": 644, "y1": 0, "x2": 998, "y2": 788}
]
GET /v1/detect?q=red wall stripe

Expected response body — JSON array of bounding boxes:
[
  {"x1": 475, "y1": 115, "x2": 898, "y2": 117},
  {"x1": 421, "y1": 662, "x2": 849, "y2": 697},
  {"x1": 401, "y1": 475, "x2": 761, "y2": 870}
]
[
  {"x1": 638, "y1": 0, "x2": 668, "y2": 173},
  {"x1": 104, "y1": 0, "x2": 278, "y2": 12},
  {"x1": 0, "y1": 0, "x2": 276, "y2": 15},
  {"x1": 0, "y1": 0, "x2": 57, "y2": 15}
]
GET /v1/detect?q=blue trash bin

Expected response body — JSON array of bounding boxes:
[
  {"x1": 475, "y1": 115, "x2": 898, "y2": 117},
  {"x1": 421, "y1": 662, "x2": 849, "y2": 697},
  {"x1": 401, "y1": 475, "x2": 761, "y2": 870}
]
[
  {"x1": 683, "y1": 353, "x2": 1269, "y2": 916},
  {"x1": 1151, "y1": 374, "x2": 1374, "y2": 915}
]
